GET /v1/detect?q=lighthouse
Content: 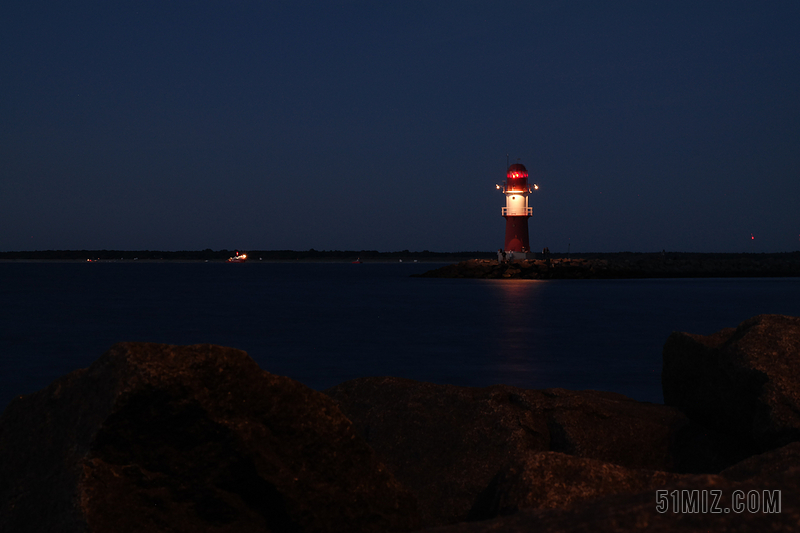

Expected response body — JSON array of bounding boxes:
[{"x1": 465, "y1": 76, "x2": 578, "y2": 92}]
[{"x1": 497, "y1": 163, "x2": 537, "y2": 256}]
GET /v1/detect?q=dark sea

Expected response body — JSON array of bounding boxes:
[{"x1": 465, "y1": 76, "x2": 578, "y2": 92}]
[{"x1": 3, "y1": 261, "x2": 800, "y2": 411}]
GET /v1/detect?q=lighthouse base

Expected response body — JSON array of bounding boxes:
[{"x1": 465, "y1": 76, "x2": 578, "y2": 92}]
[
  {"x1": 503, "y1": 216, "x2": 531, "y2": 254},
  {"x1": 500, "y1": 250, "x2": 536, "y2": 261}
]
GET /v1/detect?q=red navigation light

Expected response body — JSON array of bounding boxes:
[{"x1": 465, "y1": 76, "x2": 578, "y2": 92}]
[
  {"x1": 506, "y1": 163, "x2": 528, "y2": 191},
  {"x1": 507, "y1": 163, "x2": 528, "y2": 180}
]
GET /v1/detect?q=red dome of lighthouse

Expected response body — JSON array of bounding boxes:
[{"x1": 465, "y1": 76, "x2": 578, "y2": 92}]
[
  {"x1": 507, "y1": 163, "x2": 528, "y2": 179},
  {"x1": 506, "y1": 163, "x2": 528, "y2": 191}
]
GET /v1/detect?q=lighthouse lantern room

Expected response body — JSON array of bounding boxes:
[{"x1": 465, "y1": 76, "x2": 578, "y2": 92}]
[{"x1": 497, "y1": 163, "x2": 537, "y2": 257}]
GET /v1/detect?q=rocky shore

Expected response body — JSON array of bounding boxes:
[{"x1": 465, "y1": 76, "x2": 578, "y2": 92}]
[
  {"x1": 415, "y1": 253, "x2": 800, "y2": 279},
  {"x1": 2, "y1": 314, "x2": 800, "y2": 531}
]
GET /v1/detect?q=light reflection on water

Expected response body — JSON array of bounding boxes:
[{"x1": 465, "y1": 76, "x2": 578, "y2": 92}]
[
  {"x1": 492, "y1": 279, "x2": 545, "y2": 351},
  {"x1": 3, "y1": 262, "x2": 800, "y2": 408},
  {"x1": 485, "y1": 280, "x2": 545, "y2": 382}
]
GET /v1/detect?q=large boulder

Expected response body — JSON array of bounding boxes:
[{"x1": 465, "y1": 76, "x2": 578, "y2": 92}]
[
  {"x1": 325, "y1": 377, "x2": 733, "y2": 527},
  {"x1": 457, "y1": 444, "x2": 800, "y2": 531},
  {"x1": 327, "y1": 378, "x2": 546, "y2": 526},
  {"x1": 467, "y1": 451, "x2": 689, "y2": 520},
  {"x1": 0, "y1": 343, "x2": 419, "y2": 533},
  {"x1": 420, "y1": 467, "x2": 799, "y2": 532},
  {"x1": 662, "y1": 314, "x2": 800, "y2": 451}
]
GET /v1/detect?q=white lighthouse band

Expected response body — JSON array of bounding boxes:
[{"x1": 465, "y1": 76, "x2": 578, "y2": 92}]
[{"x1": 501, "y1": 191, "x2": 533, "y2": 217}]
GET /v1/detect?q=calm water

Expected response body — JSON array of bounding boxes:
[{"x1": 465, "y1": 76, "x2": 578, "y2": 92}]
[{"x1": 2, "y1": 261, "x2": 800, "y2": 410}]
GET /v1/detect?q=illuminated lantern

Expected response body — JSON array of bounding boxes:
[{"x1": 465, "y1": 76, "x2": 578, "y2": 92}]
[{"x1": 497, "y1": 163, "x2": 536, "y2": 255}]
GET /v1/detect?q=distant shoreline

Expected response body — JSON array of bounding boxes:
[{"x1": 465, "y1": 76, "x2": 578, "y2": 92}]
[
  {"x1": 415, "y1": 253, "x2": 800, "y2": 279},
  {"x1": 1, "y1": 250, "x2": 799, "y2": 265},
  {"x1": 0, "y1": 249, "x2": 494, "y2": 263}
]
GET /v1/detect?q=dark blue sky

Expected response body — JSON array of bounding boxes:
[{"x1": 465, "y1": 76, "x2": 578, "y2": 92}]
[{"x1": 2, "y1": 1, "x2": 798, "y2": 252}]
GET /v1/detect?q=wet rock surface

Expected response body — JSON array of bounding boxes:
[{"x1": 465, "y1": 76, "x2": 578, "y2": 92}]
[
  {"x1": 415, "y1": 253, "x2": 800, "y2": 279},
  {"x1": 0, "y1": 342, "x2": 419, "y2": 533},
  {"x1": 663, "y1": 314, "x2": 800, "y2": 452}
]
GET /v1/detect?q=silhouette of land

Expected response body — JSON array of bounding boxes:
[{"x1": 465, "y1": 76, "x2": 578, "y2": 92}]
[
  {"x1": 3, "y1": 250, "x2": 800, "y2": 278},
  {"x1": 415, "y1": 252, "x2": 800, "y2": 279},
  {"x1": 0, "y1": 249, "x2": 494, "y2": 262}
]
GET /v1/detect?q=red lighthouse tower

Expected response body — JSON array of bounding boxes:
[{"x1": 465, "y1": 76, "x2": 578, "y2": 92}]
[{"x1": 497, "y1": 163, "x2": 537, "y2": 255}]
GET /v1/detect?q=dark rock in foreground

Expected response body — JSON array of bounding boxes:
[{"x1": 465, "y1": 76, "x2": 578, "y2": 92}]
[
  {"x1": 720, "y1": 441, "x2": 800, "y2": 482},
  {"x1": 469, "y1": 442, "x2": 800, "y2": 524},
  {"x1": 423, "y1": 466, "x2": 800, "y2": 533},
  {"x1": 415, "y1": 254, "x2": 800, "y2": 279},
  {"x1": 5, "y1": 312, "x2": 800, "y2": 532},
  {"x1": 467, "y1": 451, "x2": 689, "y2": 521},
  {"x1": 0, "y1": 343, "x2": 419, "y2": 533},
  {"x1": 428, "y1": 443, "x2": 800, "y2": 532},
  {"x1": 663, "y1": 314, "x2": 800, "y2": 452},
  {"x1": 325, "y1": 378, "x2": 742, "y2": 527}
]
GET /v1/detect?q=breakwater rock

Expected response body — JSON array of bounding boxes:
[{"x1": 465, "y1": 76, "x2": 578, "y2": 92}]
[
  {"x1": 0, "y1": 343, "x2": 419, "y2": 533},
  {"x1": 663, "y1": 314, "x2": 800, "y2": 452},
  {"x1": 325, "y1": 379, "x2": 743, "y2": 527},
  {"x1": 415, "y1": 253, "x2": 800, "y2": 279},
  {"x1": 427, "y1": 463, "x2": 800, "y2": 532},
  {"x1": 3, "y1": 315, "x2": 800, "y2": 532}
]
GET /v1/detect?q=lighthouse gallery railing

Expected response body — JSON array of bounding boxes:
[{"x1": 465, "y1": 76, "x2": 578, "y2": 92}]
[{"x1": 502, "y1": 207, "x2": 533, "y2": 216}]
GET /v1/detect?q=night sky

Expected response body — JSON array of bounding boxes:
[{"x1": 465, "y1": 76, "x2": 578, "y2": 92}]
[{"x1": 2, "y1": 1, "x2": 799, "y2": 253}]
